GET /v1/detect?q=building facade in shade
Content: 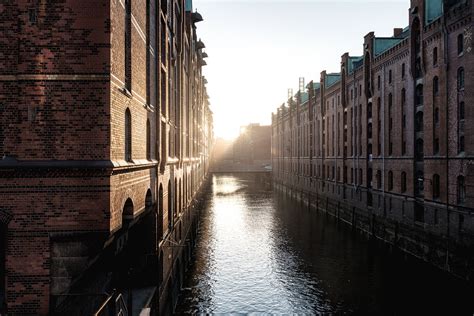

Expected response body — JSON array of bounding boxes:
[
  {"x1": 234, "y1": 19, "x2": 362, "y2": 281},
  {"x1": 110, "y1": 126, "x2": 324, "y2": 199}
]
[
  {"x1": 272, "y1": 0, "x2": 473, "y2": 280},
  {"x1": 0, "y1": 0, "x2": 213, "y2": 315}
]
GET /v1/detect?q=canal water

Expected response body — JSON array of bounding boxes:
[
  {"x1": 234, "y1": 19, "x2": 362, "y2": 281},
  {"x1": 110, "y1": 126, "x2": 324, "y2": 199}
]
[{"x1": 177, "y1": 174, "x2": 473, "y2": 315}]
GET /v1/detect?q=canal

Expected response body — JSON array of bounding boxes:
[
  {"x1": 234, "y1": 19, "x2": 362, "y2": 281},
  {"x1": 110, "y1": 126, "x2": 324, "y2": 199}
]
[{"x1": 177, "y1": 173, "x2": 473, "y2": 314}]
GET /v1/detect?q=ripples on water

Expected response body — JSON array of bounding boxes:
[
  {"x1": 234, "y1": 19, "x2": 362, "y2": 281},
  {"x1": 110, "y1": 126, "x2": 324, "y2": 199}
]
[{"x1": 177, "y1": 174, "x2": 474, "y2": 315}]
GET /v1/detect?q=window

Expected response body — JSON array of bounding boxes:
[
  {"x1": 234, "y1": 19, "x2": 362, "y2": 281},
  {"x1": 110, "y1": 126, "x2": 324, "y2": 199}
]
[
  {"x1": 459, "y1": 101, "x2": 465, "y2": 120},
  {"x1": 124, "y1": 0, "x2": 132, "y2": 92},
  {"x1": 434, "y1": 108, "x2": 439, "y2": 125},
  {"x1": 146, "y1": 119, "x2": 151, "y2": 160},
  {"x1": 457, "y1": 67, "x2": 464, "y2": 90},
  {"x1": 433, "y1": 47, "x2": 438, "y2": 66},
  {"x1": 388, "y1": 171, "x2": 393, "y2": 191},
  {"x1": 415, "y1": 203, "x2": 425, "y2": 223},
  {"x1": 457, "y1": 176, "x2": 465, "y2": 204},
  {"x1": 125, "y1": 109, "x2": 132, "y2": 162},
  {"x1": 433, "y1": 76, "x2": 439, "y2": 96},
  {"x1": 415, "y1": 112, "x2": 423, "y2": 132},
  {"x1": 389, "y1": 69, "x2": 392, "y2": 84},
  {"x1": 378, "y1": 75, "x2": 381, "y2": 90},
  {"x1": 458, "y1": 33, "x2": 464, "y2": 55},
  {"x1": 459, "y1": 135, "x2": 465, "y2": 153},
  {"x1": 433, "y1": 174, "x2": 440, "y2": 199},
  {"x1": 415, "y1": 84, "x2": 423, "y2": 105},
  {"x1": 401, "y1": 172, "x2": 407, "y2": 193},
  {"x1": 434, "y1": 138, "x2": 440, "y2": 155},
  {"x1": 402, "y1": 63, "x2": 406, "y2": 78},
  {"x1": 377, "y1": 170, "x2": 382, "y2": 189}
]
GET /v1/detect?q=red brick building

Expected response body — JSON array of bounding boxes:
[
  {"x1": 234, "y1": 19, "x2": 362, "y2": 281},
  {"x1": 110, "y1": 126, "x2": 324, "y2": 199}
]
[
  {"x1": 0, "y1": 0, "x2": 213, "y2": 314},
  {"x1": 272, "y1": 0, "x2": 473, "y2": 280}
]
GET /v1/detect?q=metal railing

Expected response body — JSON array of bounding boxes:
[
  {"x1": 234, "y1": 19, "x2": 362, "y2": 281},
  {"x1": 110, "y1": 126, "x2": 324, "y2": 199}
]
[{"x1": 94, "y1": 290, "x2": 128, "y2": 316}]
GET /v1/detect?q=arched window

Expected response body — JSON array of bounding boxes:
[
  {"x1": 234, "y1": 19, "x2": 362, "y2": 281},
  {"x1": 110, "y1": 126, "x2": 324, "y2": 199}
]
[
  {"x1": 433, "y1": 174, "x2": 440, "y2": 199},
  {"x1": 388, "y1": 171, "x2": 393, "y2": 191},
  {"x1": 146, "y1": 119, "x2": 151, "y2": 160},
  {"x1": 415, "y1": 84, "x2": 423, "y2": 106},
  {"x1": 145, "y1": 190, "x2": 153, "y2": 209},
  {"x1": 402, "y1": 63, "x2": 406, "y2": 78},
  {"x1": 401, "y1": 88, "x2": 406, "y2": 107},
  {"x1": 401, "y1": 172, "x2": 407, "y2": 193},
  {"x1": 376, "y1": 170, "x2": 382, "y2": 189},
  {"x1": 125, "y1": 109, "x2": 132, "y2": 162},
  {"x1": 459, "y1": 101, "x2": 465, "y2": 120},
  {"x1": 457, "y1": 176, "x2": 465, "y2": 204},
  {"x1": 415, "y1": 112, "x2": 424, "y2": 132},
  {"x1": 433, "y1": 47, "x2": 438, "y2": 66},
  {"x1": 458, "y1": 33, "x2": 464, "y2": 55},
  {"x1": 434, "y1": 108, "x2": 440, "y2": 125},
  {"x1": 389, "y1": 69, "x2": 392, "y2": 84},
  {"x1": 458, "y1": 135, "x2": 465, "y2": 153},
  {"x1": 433, "y1": 76, "x2": 439, "y2": 96},
  {"x1": 123, "y1": 198, "x2": 134, "y2": 224},
  {"x1": 416, "y1": 138, "x2": 424, "y2": 161},
  {"x1": 457, "y1": 68, "x2": 464, "y2": 90}
]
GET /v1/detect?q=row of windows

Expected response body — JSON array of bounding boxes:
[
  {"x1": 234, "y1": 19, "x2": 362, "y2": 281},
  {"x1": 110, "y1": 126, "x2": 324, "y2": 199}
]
[{"x1": 278, "y1": 162, "x2": 467, "y2": 205}]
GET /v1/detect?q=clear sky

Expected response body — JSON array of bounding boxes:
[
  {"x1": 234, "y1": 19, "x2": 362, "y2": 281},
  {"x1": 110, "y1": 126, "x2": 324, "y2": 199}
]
[{"x1": 193, "y1": 0, "x2": 409, "y2": 139}]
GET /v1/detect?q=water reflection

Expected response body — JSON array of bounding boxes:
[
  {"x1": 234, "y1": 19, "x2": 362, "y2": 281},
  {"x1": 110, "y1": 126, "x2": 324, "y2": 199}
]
[{"x1": 178, "y1": 174, "x2": 473, "y2": 314}]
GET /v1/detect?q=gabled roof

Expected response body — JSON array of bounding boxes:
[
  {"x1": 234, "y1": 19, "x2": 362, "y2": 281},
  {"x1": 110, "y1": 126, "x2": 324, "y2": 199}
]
[
  {"x1": 348, "y1": 56, "x2": 363, "y2": 74},
  {"x1": 325, "y1": 73, "x2": 341, "y2": 88}
]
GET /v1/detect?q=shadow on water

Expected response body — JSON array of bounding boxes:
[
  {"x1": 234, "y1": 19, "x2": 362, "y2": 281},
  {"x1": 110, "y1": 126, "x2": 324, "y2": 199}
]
[{"x1": 177, "y1": 174, "x2": 474, "y2": 315}]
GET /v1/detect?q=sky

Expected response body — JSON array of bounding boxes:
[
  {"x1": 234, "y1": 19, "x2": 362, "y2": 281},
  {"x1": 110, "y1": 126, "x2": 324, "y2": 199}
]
[{"x1": 192, "y1": 0, "x2": 409, "y2": 139}]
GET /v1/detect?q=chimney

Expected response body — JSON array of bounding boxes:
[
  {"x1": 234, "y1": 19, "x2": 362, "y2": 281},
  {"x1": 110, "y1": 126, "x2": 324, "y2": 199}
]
[{"x1": 393, "y1": 28, "x2": 403, "y2": 37}]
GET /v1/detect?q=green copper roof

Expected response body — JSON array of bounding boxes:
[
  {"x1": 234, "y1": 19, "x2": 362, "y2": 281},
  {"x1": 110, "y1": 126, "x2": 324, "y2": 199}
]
[
  {"x1": 348, "y1": 56, "x2": 363, "y2": 74},
  {"x1": 301, "y1": 92, "x2": 309, "y2": 105},
  {"x1": 305, "y1": 82, "x2": 321, "y2": 91},
  {"x1": 325, "y1": 73, "x2": 341, "y2": 88},
  {"x1": 374, "y1": 38, "x2": 404, "y2": 56},
  {"x1": 185, "y1": 0, "x2": 193, "y2": 12},
  {"x1": 425, "y1": 0, "x2": 443, "y2": 25}
]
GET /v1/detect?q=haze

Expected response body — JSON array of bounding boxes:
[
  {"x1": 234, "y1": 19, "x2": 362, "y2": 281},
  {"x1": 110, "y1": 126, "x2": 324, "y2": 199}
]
[{"x1": 193, "y1": 0, "x2": 408, "y2": 139}]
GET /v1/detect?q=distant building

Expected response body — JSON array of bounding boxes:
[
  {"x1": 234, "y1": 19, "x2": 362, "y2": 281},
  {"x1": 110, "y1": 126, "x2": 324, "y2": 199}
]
[
  {"x1": 234, "y1": 124, "x2": 271, "y2": 163},
  {"x1": 211, "y1": 124, "x2": 271, "y2": 173},
  {"x1": 272, "y1": 0, "x2": 473, "y2": 280}
]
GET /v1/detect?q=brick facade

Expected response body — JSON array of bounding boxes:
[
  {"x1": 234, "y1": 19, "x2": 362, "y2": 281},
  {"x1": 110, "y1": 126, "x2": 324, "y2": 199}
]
[
  {"x1": 272, "y1": 0, "x2": 473, "y2": 280},
  {"x1": 0, "y1": 0, "x2": 213, "y2": 314}
]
